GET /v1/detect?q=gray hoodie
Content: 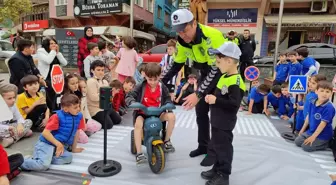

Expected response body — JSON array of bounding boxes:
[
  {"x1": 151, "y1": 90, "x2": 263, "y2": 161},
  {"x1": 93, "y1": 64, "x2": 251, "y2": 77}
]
[{"x1": 84, "y1": 55, "x2": 102, "y2": 78}]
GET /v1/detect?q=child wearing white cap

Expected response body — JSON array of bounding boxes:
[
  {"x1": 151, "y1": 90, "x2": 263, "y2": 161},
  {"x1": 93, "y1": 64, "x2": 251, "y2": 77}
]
[{"x1": 201, "y1": 42, "x2": 246, "y2": 185}]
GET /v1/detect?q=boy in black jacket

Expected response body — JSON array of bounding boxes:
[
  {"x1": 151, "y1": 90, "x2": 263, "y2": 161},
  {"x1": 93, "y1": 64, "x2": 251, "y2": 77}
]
[
  {"x1": 201, "y1": 42, "x2": 246, "y2": 185},
  {"x1": 125, "y1": 63, "x2": 176, "y2": 164}
]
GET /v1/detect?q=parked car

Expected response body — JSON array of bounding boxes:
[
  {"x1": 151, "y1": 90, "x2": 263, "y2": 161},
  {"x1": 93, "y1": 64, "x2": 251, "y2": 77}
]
[
  {"x1": 139, "y1": 44, "x2": 167, "y2": 63},
  {"x1": 253, "y1": 43, "x2": 336, "y2": 65},
  {"x1": 0, "y1": 40, "x2": 15, "y2": 59}
]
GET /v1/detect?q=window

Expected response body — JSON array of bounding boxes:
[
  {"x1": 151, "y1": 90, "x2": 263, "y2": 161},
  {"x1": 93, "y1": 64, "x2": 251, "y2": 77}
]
[
  {"x1": 147, "y1": 0, "x2": 153, "y2": 13},
  {"x1": 55, "y1": 0, "x2": 67, "y2": 6},
  {"x1": 150, "y1": 45, "x2": 167, "y2": 54},
  {"x1": 157, "y1": 6, "x2": 162, "y2": 19},
  {"x1": 164, "y1": 11, "x2": 170, "y2": 28},
  {"x1": 135, "y1": 0, "x2": 143, "y2": 7}
]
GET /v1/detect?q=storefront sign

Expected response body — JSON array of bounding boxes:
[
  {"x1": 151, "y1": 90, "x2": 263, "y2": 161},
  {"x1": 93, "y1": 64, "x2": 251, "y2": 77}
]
[
  {"x1": 266, "y1": 23, "x2": 333, "y2": 27},
  {"x1": 208, "y1": 9, "x2": 258, "y2": 27},
  {"x1": 55, "y1": 29, "x2": 84, "y2": 67},
  {"x1": 73, "y1": 0, "x2": 122, "y2": 16},
  {"x1": 23, "y1": 20, "x2": 49, "y2": 31}
]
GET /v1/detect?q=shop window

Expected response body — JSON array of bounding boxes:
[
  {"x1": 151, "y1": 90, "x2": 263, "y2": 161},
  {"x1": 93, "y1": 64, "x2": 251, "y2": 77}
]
[
  {"x1": 157, "y1": 6, "x2": 162, "y2": 19},
  {"x1": 164, "y1": 11, "x2": 170, "y2": 28},
  {"x1": 55, "y1": 0, "x2": 67, "y2": 6}
]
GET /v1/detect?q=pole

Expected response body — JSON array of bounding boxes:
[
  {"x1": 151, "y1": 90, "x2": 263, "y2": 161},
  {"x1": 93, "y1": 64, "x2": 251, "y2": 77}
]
[
  {"x1": 103, "y1": 110, "x2": 107, "y2": 165},
  {"x1": 292, "y1": 94, "x2": 299, "y2": 134},
  {"x1": 130, "y1": 0, "x2": 134, "y2": 37},
  {"x1": 273, "y1": 0, "x2": 284, "y2": 76}
]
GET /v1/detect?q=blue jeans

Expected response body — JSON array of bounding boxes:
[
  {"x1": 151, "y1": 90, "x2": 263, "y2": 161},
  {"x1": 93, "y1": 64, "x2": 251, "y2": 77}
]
[{"x1": 21, "y1": 140, "x2": 73, "y2": 171}]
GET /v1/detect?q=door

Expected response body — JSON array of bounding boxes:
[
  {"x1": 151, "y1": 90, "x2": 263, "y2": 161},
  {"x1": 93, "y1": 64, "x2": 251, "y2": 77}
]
[{"x1": 288, "y1": 31, "x2": 302, "y2": 48}]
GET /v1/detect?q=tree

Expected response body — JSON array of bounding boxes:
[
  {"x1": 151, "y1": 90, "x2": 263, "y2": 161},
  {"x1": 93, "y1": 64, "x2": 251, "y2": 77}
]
[{"x1": 0, "y1": 0, "x2": 32, "y2": 23}]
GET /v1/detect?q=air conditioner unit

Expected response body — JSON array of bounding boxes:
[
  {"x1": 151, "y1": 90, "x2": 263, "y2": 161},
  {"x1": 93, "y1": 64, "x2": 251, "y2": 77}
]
[{"x1": 310, "y1": 0, "x2": 328, "y2": 13}]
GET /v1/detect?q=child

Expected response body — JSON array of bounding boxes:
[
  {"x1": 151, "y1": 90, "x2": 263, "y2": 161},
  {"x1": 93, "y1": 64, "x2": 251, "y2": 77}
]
[
  {"x1": 273, "y1": 52, "x2": 289, "y2": 85},
  {"x1": 247, "y1": 84, "x2": 270, "y2": 114},
  {"x1": 114, "y1": 36, "x2": 139, "y2": 83},
  {"x1": 87, "y1": 60, "x2": 121, "y2": 129},
  {"x1": 0, "y1": 83, "x2": 33, "y2": 147},
  {"x1": 84, "y1": 42, "x2": 102, "y2": 79},
  {"x1": 293, "y1": 94, "x2": 305, "y2": 131},
  {"x1": 134, "y1": 62, "x2": 146, "y2": 84},
  {"x1": 201, "y1": 42, "x2": 246, "y2": 185},
  {"x1": 78, "y1": 77, "x2": 101, "y2": 139},
  {"x1": 113, "y1": 77, "x2": 136, "y2": 116},
  {"x1": 264, "y1": 85, "x2": 282, "y2": 116},
  {"x1": 295, "y1": 81, "x2": 335, "y2": 152},
  {"x1": 287, "y1": 51, "x2": 302, "y2": 77},
  {"x1": 278, "y1": 83, "x2": 294, "y2": 121},
  {"x1": 16, "y1": 75, "x2": 49, "y2": 131},
  {"x1": 303, "y1": 74, "x2": 327, "y2": 122},
  {"x1": 21, "y1": 94, "x2": 85, "y2": 171},
  {"x1": 125, "y1": 63, "x2": 176, "y2": 164},
  {"x1": 296, "y1": 47, "x2": 317, "y2": 76},
  {"x1": 98, "y1": 41, "x2": 117, "y2": 83},
  {"x1": 175, "y1": 74, "x2": 197, "y2": 105},
  {"x1": 160, "y1": 39, "x2": 181, "y2": 98}
]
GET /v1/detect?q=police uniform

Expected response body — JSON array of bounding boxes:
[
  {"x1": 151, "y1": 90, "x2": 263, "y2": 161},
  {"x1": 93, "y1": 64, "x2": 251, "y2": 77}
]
[{"x1": 162, "y1": 9, "x2": 227, "y2": 160}]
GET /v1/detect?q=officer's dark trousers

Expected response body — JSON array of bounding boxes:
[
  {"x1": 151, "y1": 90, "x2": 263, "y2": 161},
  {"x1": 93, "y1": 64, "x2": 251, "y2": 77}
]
[
  {"x1": 211, "y1": 126, "x2": 233, "y2": 178},
  {"x1": 196, "y1": 97, "x2": 210, "y2": 150}
]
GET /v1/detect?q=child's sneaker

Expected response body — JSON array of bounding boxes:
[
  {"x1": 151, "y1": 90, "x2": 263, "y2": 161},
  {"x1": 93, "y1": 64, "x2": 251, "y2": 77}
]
[
  {"x1": 136, "y1": 153, "x2": 147, "y2": 165},
  {"x1": 164, "y1": 140, "x2": 175, "y2": 153}
]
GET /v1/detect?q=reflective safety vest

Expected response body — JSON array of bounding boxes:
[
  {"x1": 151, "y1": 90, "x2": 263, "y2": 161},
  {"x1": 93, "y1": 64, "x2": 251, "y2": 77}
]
[
  {"x1": 224, "y1": 37, "x2": 240, "y2": 45},
  {"x1": 216, "y1": 74, "x2": 246, "y2": 92},
  {"x1": 174, "y1": 24, "x2": 226, "y2": 66}
]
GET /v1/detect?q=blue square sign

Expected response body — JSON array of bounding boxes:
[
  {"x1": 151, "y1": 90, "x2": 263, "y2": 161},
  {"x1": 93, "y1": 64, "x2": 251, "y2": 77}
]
[{"x1": 289, "y1": 75, "x2": 308, "y2": 93}]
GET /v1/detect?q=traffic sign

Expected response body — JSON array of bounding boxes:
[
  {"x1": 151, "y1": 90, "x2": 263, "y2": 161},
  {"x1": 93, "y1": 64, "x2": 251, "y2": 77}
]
[
  {"x1": 289, "y1": 75, "x2": 308, "y2": 93},
  {"x1": 244, "y1": 66, "x2": 260, "y2": 81},
  {"x1": 51, "y1": 65, "x2": 64, "y2": 94}
]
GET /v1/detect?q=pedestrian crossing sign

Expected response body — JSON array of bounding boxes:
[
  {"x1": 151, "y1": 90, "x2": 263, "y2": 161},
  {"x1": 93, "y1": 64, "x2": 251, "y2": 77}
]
[{"x1": 289, "y1": 75, "x2": 308, "y2": 93}]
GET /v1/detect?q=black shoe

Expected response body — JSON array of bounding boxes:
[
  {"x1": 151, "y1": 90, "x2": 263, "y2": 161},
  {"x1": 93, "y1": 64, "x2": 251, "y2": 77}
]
[
  {"x1": 201, "y1": 169, "x2": 216, "y2": 180},
  {"x1": 200, "y1": 155, "x2": 215, "y2": 166},
  {"x1": 189, "y1": 147, "x2": 207, "y2": 157},
  {"x1": 206, "y1": 173, "x2": 229, "y2": 185}
]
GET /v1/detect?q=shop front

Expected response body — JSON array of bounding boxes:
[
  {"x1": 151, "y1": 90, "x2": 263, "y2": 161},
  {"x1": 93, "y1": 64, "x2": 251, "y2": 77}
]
[
  {"x1": 264, "y1": 15, "x2": 336, "y2": 55},
  {"x1": 22, "y1": 20, "x2": 49, "y2": 48}
]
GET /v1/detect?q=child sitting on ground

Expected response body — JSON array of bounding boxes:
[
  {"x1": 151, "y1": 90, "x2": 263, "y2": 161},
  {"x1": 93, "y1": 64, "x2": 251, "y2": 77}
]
[
  {"x1": 175, "y1": 74, "x2": 197, "y2": 105},
  {"x1": 295, "y1": 81, "x2": 335, "y2": 152},
  {"x1": 273, "y1": 52, "x2": 289, "y2": 85},
  {"x1": 112, "y1": 77, "x2": 136, "y2": 116},
  {"x1": 16, "y1": 75, "x2": 49, "y2": 131},
  {"x1": 0, "y1": 83, "x2": 33, "y2": 148},
  {"x1": 278, "y1": 83, "x2": 294, "y2": 121},
  {"x1": 247, "y1": 84, "x2": 270, "y2": 114},
  {"x1": 126, "y1": 63, "x2": 176, "y2": 164},
  {"x1": 264, "y1": 85, "x2": 282, "y2": 116},
  {"x1": 21, "y1": 94, "x2": 85, "y2": 171}
]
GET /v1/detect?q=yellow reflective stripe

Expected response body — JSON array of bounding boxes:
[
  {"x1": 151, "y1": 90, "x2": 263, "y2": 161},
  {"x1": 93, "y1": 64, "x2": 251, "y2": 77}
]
[{"x1": 216, "y1": 74, "x2": 246, "y2": 92}]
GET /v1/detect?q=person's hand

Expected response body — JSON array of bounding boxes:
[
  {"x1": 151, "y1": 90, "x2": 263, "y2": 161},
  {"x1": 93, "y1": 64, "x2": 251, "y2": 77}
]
[
  {"x1": 304, "y1": 135, "x2": 316, "y2": 146},
  {"x1": 0, "y1": 175, "x2": 9, "y2": 185},
  {"x1": 33, "y1": 97, "x2": 45, "y2": 107},
  {"x1": 175, "y1": 98, "x2": 180, "y2": 103},
  {"x1": 263, "y1": 109, "x2": 270, "y2": 116},
  {"x1": 205, "y1": 95, "x2": 216, "y2": 104},
  {"x1": 17, "y1": 123, "x2": 24, "y2": 136},
  {"x1": 72, "y1": 147, "x2": 85, "y2": 153},
  {"x1": 39, "y1": 78, "x2": 47, "y2": 88},
  {"x1": 55, "y1": 142, "x2": 64, "y2": 157},
  {"x1": 170, "y1": 93, "x2": 175, "y2": 102},
  {"x1": 40, "y1": 118, "x2": 48, "y2": 128},
  {"x1": 50, "y1": 44, "x2": 57, "y2": 51},
  {"x1": 298, "y1": 130, "x2": 304, "y2": 136},
  {"x1": 246, "y1": 112, "x2": 252, "y2": 115},
  {"x1": 281, "y1": 115, "x2": 290, "y2": 121},
  {"x1": 8, "y1": 126, "x2": 15, "y2": 136},
  {"x1": 182, "y1": 93, "x2": 199, "y2": 110}
]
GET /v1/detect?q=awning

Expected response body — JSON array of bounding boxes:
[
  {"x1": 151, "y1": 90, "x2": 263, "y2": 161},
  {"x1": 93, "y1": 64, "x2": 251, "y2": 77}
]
[
  {"x1": 264, "y1": 15, "x2": 336, "y2": 27},
  {"x1": 43, "y1": 26, "x2": 109, "y2": 36},
  {"x1": 105, "y1": 26, "x2": 156, "y2": 42}
]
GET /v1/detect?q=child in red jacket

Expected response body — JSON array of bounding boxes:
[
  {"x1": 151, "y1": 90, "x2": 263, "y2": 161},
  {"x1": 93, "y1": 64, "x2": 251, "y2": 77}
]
[
  {"x1": 0, "y1": 145, "x2": 9, "y2": 185},
  {"x1": 113, "y1": 77, "x2": 136, "y2": 116},
  {"x1": 0, "y1": 145, "x2": 23, "y2": 184}
]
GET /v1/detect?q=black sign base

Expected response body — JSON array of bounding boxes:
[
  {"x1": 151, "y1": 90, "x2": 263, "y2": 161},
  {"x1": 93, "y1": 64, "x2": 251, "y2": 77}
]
[
  {"x1": 281, "y1": 132, "x2": 297, "y2": 141},
  {"x1": 88, "y1": 160, "x2": 122, "y2": 177}
]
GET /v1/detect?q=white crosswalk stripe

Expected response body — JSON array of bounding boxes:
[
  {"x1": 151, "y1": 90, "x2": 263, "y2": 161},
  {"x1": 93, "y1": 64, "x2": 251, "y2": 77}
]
[
  {"x1": 173, "y1": 109, "x2": 281, "y2": 137},
  {"x1": 48, "y1": 126, "x2": 130, "y2": 173},
  {"x1": 308, "y1": 150, "x2": 336, "y2": 175}
]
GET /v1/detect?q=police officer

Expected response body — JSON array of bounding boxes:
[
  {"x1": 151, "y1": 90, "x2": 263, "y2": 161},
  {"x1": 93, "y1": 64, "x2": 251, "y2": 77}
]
[
  {"x1": 224, "y1": 30, "x2": 240, "y2": 45},
  {"x1": 161, "y1": 9, "x2": 226, "y2": 166}
]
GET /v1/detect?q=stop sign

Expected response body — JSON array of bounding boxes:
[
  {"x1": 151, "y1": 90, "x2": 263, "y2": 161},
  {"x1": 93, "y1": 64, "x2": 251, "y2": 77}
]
[{"x1": 51, "y1": 65, "x2": 64, "y2": 94}]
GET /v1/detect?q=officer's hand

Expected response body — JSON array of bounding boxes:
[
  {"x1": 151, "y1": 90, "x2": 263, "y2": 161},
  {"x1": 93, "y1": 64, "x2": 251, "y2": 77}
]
[
  {"x1": 205, "y1": 95, "x2": 216, "y2": 104},
  {"x1": 182, "y1": 93, "x2": 199, "y2": 110}
]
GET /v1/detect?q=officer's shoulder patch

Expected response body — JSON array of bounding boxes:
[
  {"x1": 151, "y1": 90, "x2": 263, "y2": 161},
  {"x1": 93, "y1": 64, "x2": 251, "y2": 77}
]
[{"x1": 221, "y1": 85, "x2": 228, "y2": 95}]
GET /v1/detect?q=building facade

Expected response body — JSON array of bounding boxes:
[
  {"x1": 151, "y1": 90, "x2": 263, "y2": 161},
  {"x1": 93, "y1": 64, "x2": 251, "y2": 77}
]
[
  {"x1": 206, "y1": 0, "x2": 336, "y2": 57},
  {"x1": 151, "y1": 0, "x2": 179, "y2": 44}
]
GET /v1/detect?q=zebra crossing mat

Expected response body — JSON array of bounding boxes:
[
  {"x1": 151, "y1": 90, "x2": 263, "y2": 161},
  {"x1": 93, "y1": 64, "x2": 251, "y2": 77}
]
[{"x1": 14, "y1": 107, "x2": 332, "y2": 185}]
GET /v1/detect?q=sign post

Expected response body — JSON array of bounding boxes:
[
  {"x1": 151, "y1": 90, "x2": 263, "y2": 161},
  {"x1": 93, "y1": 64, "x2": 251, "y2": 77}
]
[
  {"x1": 244, "y1": 66, "x2": 260, "y2": 93},
  {"x1": 51, "y1": 65, "x2": 64, "y2": 94},
  {"x1": 281, "y1": 75, "x2": 308, "y2": 141}
]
